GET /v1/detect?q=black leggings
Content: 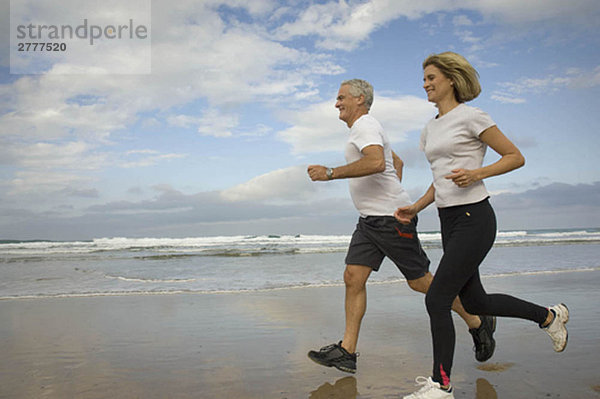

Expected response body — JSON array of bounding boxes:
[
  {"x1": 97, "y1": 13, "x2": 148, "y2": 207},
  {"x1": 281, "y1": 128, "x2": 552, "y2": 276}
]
[{"x1": 427, "y1": 198, "x2": 549, "y2": 385}]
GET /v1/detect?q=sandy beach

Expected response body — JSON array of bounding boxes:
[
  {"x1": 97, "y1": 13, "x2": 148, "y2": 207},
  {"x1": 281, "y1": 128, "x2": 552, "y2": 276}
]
[{"x1": 1, "y1": 269, "x2": 599, "y2": 399}]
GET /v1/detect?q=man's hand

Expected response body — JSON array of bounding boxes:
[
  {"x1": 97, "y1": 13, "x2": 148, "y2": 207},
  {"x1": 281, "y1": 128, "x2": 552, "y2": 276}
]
[{"x1": 307, "y1": 165, "x2": 329, "y2": 181}]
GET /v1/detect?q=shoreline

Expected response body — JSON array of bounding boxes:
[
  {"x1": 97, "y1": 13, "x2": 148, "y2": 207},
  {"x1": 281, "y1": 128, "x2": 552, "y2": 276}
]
[
  {"x1": 1, "y1": 266, "x2": 599, "y2": 302},
  {"x1": 1, "y1": 270, "x2": 599, "y2": 398}
]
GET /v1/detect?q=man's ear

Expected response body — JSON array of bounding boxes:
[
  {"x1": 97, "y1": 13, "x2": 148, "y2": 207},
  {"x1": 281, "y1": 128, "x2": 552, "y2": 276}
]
[{"x1": 356, "y1": 94, "x2": 365, "y2": 106}]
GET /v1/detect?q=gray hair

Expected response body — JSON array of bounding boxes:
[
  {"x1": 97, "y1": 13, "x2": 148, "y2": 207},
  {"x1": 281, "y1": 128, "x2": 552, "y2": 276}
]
[{"x1": 341, "y1": 79, "x2": 373, "y2": 110}]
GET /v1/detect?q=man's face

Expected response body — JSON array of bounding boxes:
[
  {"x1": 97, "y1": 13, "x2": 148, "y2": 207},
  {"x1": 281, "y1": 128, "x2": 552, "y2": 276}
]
[{"x1": 335, "y1": 84, "x2": 362, "y2": 125}]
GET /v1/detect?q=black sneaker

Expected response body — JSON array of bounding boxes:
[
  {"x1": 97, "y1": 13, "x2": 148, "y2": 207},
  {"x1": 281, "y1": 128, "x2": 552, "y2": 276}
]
[
  {"x1": 307, "y1": 341, "x2": 357, "y2": 373},
  {"x1": 469, "y1": 315, "x2": 496, "y2": 362}
]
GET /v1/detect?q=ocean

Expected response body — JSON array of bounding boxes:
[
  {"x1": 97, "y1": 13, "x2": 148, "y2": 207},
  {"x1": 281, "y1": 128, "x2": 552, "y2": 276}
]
[{"x1": 1, "y1": 228, "x2": 599, "y2": 300}]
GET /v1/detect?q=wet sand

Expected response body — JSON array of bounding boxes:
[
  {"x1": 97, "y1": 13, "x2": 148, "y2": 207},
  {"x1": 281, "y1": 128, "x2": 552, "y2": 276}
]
[{"x1": 0, "y1": 270, "x2": 598, "y2": 398}]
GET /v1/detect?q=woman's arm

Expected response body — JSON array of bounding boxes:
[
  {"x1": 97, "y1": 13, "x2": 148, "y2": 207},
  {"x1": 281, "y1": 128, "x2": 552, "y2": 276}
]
[
  {"x1": 445, "y1": 125, "x2": 525, "y2": 187},
  {"x1": 394, "y1": 183, "x2": 435, "y2": 224},
  {"x1": 392, "y1": 151, "x2": 404, "y2": 182}
]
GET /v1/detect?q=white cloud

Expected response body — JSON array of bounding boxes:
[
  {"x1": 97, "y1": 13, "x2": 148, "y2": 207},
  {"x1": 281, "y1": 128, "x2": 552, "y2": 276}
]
[
  {"x1": 274, "y1": 0, "x2": 599, "y2": 51},
  {"x1": 564, "y1": 66, "x2": 600, "y2": 89},
  {"x1": 464, "y1": 0, "x2": 600, "y2": 24},
  {"x1": 167, "y1": 109, "x2": 240, "y2": 138},
  {"x1": 0, "y1": 75, "x2": 130, "y2": 141},
  {"x1": 453, "y1": 15, "x2": 474, "y2": 26},
  {"x1": 370, "y1": 95, "x2": 436, "y2": 141},
  {"x1": 8, "y1": 170, "x2": 93, "y2": 196},
  {"x1": 9, "y1": 0, "x2": 152, "y2": 74},
  {"x1": 1, "y1": 0, "x2": 347, "y2": 205},
  {"x1": 0, "y1": 141, "x2": 187, "y2": 195},
  {"x1": 238, "y1": 123, "x2": 273, "y2": 138},
  {"x1": 215, "y1": 0, "x2": 277, "y2": 16},
  {"x1": 220, "y1": 165, "x2": 317, "y2": 203},
  {"x1": 1, "y1": 1, "x2": 344, "y2": 143},
  {"x1": 500, "y1": 77, "x2": 572, "y2": 94},
  {"x1": 454, "y1": 29, "x2": 481, "y2": 44},
  {"x1": 166, "y1": 115, "x2": 201, "y2": 129},
  {"x1": 277, "y1": 101, "x2": 346, "y2": 154},
  {"x1": 277, "y1": 95, "x2": 434, "y2": 154},
  {"x1": 196, "y1": 108, "x2": 239, "y2": 138},
  {"x1": 491, "y1": 65, "x2": 600, "y2": 103},
  {"x1": 120, "y1": 150, "x2": 187, "y2": 168},
  {"x1": 490, "y1": 93, "x2": 526, "y2": 104},
  {"x1": 4, "y1": 177, "x2": 599, "y2": 239},
  {"x1": 1, "y1": 141, "x2": 107, "y2": 170},
  {"x1": 275, "y1": 0, "x2": 440, "y2": 50}
]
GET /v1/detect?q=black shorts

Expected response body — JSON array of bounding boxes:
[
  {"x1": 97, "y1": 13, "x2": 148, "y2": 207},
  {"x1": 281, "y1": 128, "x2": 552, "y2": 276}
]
[{"x1": 345, "y1": 216, "x2": 430, "y2": 280}]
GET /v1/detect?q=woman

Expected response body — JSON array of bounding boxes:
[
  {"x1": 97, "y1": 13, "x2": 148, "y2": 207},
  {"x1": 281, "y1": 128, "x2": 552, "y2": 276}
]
[{"x1": 395, "y1": 52, "x2": 569, "y2": 399}]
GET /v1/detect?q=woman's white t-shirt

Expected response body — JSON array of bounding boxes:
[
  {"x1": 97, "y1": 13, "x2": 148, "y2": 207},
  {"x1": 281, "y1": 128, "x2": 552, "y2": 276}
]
[
  {"x1": 345, "y1": 114, "x2": 412, "y2": 216},
  {"x1": 420, "y1": 103, "x2": 496, "y2": 208}
]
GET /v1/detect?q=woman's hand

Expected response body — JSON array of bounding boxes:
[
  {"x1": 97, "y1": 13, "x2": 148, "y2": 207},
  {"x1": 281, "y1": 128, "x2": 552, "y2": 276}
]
[
  {"x1": 445, "y1": 168, "x2": 480, "y2": 188},
  {"x1": 394, "y1": 205, "x2": 418, "y2": 225},
  {"x1": 395, "y1": 184, "x2": 435, "y2": 224}
]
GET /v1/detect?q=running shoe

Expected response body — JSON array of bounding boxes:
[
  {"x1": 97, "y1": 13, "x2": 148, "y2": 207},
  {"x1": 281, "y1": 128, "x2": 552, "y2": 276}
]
[
  {"x1": 469, "y1": 315, "x2": 496, "y2": 362},
  {"x1": 543, "y1": 303, "x2": 569, "y2": 352},
  {"x1": 307, "y1": 341, "x2": 357, "y2": 373},
  {"x1": 403, "y1": 376, "x2": 454, "y2": 399}
]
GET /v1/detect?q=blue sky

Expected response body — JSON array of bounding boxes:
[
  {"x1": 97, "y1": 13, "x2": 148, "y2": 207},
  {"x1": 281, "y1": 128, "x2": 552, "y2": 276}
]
[{"x1": 1, "y1": 0, "x2": 600, "y2": 240}]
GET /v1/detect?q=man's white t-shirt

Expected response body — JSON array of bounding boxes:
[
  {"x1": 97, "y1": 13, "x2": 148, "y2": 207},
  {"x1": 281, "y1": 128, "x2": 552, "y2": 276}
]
[
  {"x1": 345, "y1": 114, "x2": 412, "y2": 217},
  {"x1": 420, "y1": 103, "x2": 496, "y2": 208}
]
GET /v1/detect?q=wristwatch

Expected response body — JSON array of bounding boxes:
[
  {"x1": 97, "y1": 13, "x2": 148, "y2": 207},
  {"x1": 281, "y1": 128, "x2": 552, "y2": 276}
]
[{"x1": 326, "y1": 167, "x2": 334, "y2": 180}]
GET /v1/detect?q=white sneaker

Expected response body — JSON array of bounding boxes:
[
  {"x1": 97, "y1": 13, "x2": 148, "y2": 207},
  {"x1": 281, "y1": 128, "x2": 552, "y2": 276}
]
[
  {"x1": 403, "y1": 376, "x2": 454, "y2": 399},
  {"x1": 543, "y1": 303, "x2": 569, "y2": 352}
]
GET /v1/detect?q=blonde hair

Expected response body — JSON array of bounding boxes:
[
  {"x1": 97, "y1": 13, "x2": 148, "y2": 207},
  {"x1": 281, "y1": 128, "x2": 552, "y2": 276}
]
[
  {"x1": 341, "y1": 79, "x2": 374, "y2": 110},
  {"x1": 423, "y1": 52, "x2": 481, "y2": 103}
]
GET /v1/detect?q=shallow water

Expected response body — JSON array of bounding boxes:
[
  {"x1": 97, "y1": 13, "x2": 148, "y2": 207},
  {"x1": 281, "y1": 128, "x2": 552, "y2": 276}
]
[{"x1": 1, "y1": 229, "x2": 599, "y2": 299}]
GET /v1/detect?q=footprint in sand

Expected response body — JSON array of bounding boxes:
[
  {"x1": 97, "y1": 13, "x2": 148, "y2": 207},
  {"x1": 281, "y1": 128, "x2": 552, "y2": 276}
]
[{"x1": 476, "y1": 362, "x2": 515, "y2": 372}]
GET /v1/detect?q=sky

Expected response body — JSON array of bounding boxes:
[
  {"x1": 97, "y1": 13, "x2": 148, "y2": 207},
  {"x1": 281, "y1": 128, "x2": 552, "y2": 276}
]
[{"x1": 1, "y1": 0, "x2": 600, "y2": 240}]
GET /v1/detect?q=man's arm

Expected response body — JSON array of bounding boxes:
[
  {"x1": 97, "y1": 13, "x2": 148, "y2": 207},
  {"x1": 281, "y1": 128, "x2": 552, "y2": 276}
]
[{"x1": 307, "y1": 145, "x2": 385, "y2": 181}]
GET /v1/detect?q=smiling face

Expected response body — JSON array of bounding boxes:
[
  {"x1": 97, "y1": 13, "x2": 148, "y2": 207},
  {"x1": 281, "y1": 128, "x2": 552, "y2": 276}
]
[
  {"x1": 335, "y1": 84, "x2": 364, "y2": 127},
  {"x1": 423, "y1": 64, "x2": 455, "y2": 105}
]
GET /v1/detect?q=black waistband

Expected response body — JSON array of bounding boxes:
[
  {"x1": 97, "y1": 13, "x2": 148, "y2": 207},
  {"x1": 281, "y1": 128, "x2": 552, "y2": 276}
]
[{"x1": 437, "y1": 197, "x2": 490, "y2": 216}]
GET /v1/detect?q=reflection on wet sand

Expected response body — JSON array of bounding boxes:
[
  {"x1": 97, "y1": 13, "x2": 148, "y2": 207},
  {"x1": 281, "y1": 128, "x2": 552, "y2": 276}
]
[
  {"x1": 476, "y1": 378, "x2": 498, "y2": 399},
  {"x1": 310, "y1": 376, "x2": 357, "y2": 399},
  {"x1": 308, "y1": 376, "x2": 498, "y2": 398}
]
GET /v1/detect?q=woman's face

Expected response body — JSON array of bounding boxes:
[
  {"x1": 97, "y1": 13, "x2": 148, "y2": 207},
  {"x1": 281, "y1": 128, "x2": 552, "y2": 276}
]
[{"x1": 423, "y1": 64, "x2": 455, "y2": 104}]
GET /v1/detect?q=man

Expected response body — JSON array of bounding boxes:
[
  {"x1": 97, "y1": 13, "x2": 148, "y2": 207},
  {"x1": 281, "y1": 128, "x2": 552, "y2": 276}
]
[{"x1": 306, "y1": 79, "x2": 495, "y2": 374}]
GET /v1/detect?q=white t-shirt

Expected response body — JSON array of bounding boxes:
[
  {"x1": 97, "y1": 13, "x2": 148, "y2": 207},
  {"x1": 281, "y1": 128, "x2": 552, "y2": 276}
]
[
  {"x1": 420, "y1": 104, "x2": 496, "y2": 208},
  {"x1": 345, "y1": 114, "x2": 412, "y2": 217}
]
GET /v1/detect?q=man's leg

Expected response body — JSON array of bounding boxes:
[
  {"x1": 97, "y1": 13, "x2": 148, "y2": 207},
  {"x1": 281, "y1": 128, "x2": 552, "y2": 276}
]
[
  {"x1": 308, "y1": 218, "x2": 382, "y2": 373},
  {"x1": 341, "y1": 264, "x2": 372, "y2": 353},
  {"x1": 407, "y1": 272, "x2": 480, "y2": 329},
  {"x1": 307, "y1": 263, "x2": 372, "y2": 373}
]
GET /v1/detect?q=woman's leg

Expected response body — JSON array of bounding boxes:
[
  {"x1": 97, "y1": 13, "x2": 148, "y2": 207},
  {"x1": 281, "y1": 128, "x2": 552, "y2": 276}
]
[
  {"x1": 459, "y1": 272, "x2": 548, "y2": 322},
  {"x1": 427, "y1": 199, "x2": 552, "y2": 385},
  {"x1": 455, "y1": 201, "x2": 548, "y2": 322},
  {"x1": 426, "y1": 200, "x2": 497, "y2": 385}
]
